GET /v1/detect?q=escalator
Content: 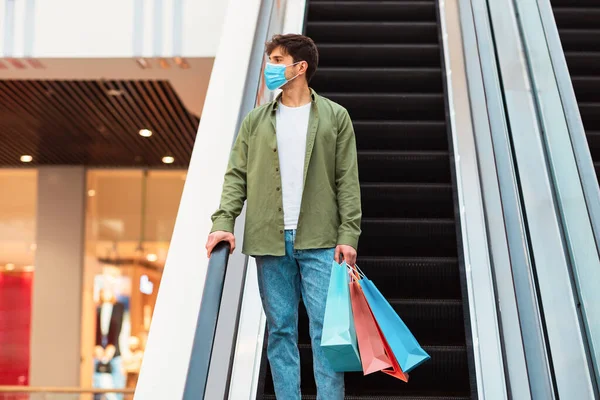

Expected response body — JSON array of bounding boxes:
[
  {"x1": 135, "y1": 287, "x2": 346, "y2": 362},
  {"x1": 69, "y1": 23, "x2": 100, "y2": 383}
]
[
  {"x1": 258, "y1": 1, "x2": 473, "y2": 398},
  {"x1": 552, "y1": 0, "x2": 600, "y2": 179}
]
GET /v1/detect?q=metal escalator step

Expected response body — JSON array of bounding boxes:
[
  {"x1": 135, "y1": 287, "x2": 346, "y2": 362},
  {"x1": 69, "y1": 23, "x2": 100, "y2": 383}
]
[
  {"x1": 353, "y1": 121, "x2": 447, "y2": 151},
  {"x1": 572, "y1": 76, "x2": 600, "y2": 102},
  {"x1": 361, "y1": 183, "x2": 453, "y2": 218},
  {"x1": 322, "y1": 93, "x2": 445, "y2": 121},
  {"x1": 359, "y1": 218, "x2": 457, "y2": 257},
  {"x1": 587, "y1": 131, "x2": 600, "y2": 160},
  {"x1": 355, "y1": 256, "x2": 461, "y2": 299},
  {"x1": 557, "y1": 29, "x2": 600, "y2": 52},
  {"x1": 308, "y1": 1, "x2": 436, "y2": 22},
  {"x1": 313, "y1": 68, "x2": 442, "y2": 93},
  {"x1": 358, "y1": 151, "x2": 450, "y2": 183},
  {"x1": 553, "y1": 7, "x2": 600, "y2": 28},
  {"x1": 565, "y1": 51, "x2": 600, "y2": 75},
  {"x1": 307, "y1": 22, "x2": 438, "y2": 44},
  {"x1": 264, "y1": 396, "x2": 470, "y2": 400},
  {"x1": 263, "y1": 345, "x2": 470, "y2": 396},
  {"x1": 579, "y1": 102, "x2": 600, "y2": 130},
  {"x1": 318, "y1": 44, "x2": 441, "y2": 68},
  {"x1": 551, "y1": 0, "x2": 600, "y2": 6},
  {"x1": 298, "y1": 298, "x2": 465, "y2": 346}
]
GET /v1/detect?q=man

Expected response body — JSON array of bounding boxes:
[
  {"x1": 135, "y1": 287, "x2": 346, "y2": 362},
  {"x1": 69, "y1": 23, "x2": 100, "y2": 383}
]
[{"x1": 206, "y1": 34, "x2": 361, "y2": 400}]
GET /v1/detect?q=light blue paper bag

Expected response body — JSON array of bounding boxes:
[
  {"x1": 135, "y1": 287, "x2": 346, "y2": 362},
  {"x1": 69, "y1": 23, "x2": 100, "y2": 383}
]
[
  {"x1": 359, "y1": 272, "x2": 430, "y2": 373},
  {"x1": 321, "y1": 261, "x2": 362, "y2": 372}
]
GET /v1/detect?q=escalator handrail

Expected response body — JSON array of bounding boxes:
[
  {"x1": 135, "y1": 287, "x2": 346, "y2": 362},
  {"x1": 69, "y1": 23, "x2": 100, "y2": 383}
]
[{"x1": 183, "y1": 241, "x2": 231, "y2": 400}]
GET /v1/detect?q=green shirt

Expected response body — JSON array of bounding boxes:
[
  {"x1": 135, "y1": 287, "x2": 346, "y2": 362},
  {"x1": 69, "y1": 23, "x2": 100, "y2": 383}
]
[{"x1": 210, "y1": 89, "x2": 362, "y2": 256}]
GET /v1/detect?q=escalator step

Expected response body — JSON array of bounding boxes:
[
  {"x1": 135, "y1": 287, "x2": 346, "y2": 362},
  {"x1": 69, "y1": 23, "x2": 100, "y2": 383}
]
[
  {"x1": 263, "y1": 345, "x2": 470, "y2": 396},
  {"x1": 323, "y1": 93, "x2": 445, "y2": 121},
  {"x1": 361, "y1": 183, "x2": 454, "y2": 218},
  {"x1": 308, "y1": 1, "x2": 436, "y2": 22},
  {"x1": 264, "y1": 396, "x2": 470, "y2": 400},
  {"x1": 551, "y1": 0, "x2": 600, "y2": 6},
  {"x1": 571, "y1": 76, "x2": 600, "y2": 102},
  {"x1": 579, "y1": 102, "x2": 600, "y2": 129},
  {"x1": 318, "y1": 44, "x2": 441, "y2": 68},
  {"x1": 358, "y1": 151, "x2": 450, "y2": 183},
  {"x1": 313, "y1": 68, "x2": 443, "y2": 94},
  {"x1": 306, "y1": 22, "x2": 438, "y2": 44},
  {"x1": 565, "y1": 51, "x2": 600, "y2": 75},
  {"x1": 353, "y1": 121, "x2": 448, "y2": 151},
  {"x1": 553, "y1": 7, "x2": 600, "y2": 28},
  {"x1": 298, "y1": 298, "x2": 465, "y2": 346},
  {"x1": 557, "y1": 29, "x2": 600, "y2": 52},
  {"x1": 354, "y1": 257, "x2": 461, "y2": 299},
  {"x1": 359, "y1": 218, "x2": 457, "y2": 257},
  {"x1": 587, "y1": 131, "x2": 600, "y2": 160}
]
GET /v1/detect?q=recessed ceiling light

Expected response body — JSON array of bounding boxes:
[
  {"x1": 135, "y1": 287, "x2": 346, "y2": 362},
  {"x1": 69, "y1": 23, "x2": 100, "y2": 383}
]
[
  {"x1": 162, "y1": 156, "x2": 175, "y2": 164},
  {"x1": 88, "y1": 189, "x2": 96, "y2": 197},
  {"x1": 107, "y1": 89, "x2": 124, "y2": 96},
  {"x1": 23, "y1": 265, "x2": 35, "y2": 272},
  {"x1": 5, "y1": 263, "x2": 15, "y2": 271},
  {"x1": 139, "y1": 129, "x2": 153, "y2": 137},
  {"x1": 20, "y1": 155, "x2": 33, "y2": 163},
  {"x1": 146, "y1": 253, "x2": 158, "y2": 262}
]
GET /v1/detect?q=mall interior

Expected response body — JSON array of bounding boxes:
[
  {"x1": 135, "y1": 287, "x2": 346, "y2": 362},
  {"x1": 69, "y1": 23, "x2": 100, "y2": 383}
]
[{"x1": 1, "y1": 0, "x2": 600, "y2": 399}]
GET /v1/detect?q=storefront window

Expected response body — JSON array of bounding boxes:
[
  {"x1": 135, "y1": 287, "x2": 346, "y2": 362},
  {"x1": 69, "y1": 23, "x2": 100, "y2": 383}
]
[
  {"x1": 0, "y1": 170, "x2": 37, "y2": 385},
  {"x1": 82, "y1": 170, "x2": 185, "y2": 395}
]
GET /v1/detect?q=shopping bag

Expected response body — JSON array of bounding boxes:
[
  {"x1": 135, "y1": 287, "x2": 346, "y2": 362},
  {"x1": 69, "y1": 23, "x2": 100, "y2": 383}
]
[
  {"x1": 349, "y1": 277, "x2": 393, "y2": 375},
  {"x1": 360, "y1": 273, "x2": 430, "y2": 373},
  {"x1": 321, "y1": 261, "x2": 362, "y2": 372}
]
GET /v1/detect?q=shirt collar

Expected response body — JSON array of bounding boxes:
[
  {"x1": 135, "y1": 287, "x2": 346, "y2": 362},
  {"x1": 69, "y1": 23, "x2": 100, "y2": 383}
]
[{"x1": 271, "y1": 88, "x2": 318, "y2": 111}]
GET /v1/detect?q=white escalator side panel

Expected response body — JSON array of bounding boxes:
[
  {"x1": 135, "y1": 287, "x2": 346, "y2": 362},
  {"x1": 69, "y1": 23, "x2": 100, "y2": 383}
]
[
  {"x1": 135, "y1": 0, "x2": 263, "y2": 398},
  {"x1": 439, "y1": 0, "x2": 508, "y2": 398}
]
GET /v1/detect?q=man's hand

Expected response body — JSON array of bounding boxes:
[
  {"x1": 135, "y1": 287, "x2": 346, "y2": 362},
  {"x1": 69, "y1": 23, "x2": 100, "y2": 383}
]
[
  {"x1": 335, "y1": 244, "x2": 357, "y2": 266},
  {"x1": 206, "y1": 231, "x2": 236, "y2": 257}
]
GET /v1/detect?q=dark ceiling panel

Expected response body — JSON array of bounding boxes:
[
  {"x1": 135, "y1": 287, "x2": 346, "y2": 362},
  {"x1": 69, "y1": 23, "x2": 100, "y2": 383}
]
[{"x1": 0, "y1": 79, "x2": 199, "y2": 167}]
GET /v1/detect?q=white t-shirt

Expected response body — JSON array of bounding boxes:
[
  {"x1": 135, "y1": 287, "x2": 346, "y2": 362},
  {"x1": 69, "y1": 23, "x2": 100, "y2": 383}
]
[{"x1": 276, "y1": 101, "x2": 311, "y2": 230}]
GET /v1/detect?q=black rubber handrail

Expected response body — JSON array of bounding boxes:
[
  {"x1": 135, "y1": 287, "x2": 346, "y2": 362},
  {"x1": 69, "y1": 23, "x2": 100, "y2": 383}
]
[{"x1": 183, "y1": 241, "x2": 231, "y2": 400}]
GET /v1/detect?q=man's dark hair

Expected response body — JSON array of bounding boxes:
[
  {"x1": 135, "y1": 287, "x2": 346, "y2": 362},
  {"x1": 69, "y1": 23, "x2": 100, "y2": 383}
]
[{"x1": 265, "y1": 34, "x2": 319, "y2": 83}]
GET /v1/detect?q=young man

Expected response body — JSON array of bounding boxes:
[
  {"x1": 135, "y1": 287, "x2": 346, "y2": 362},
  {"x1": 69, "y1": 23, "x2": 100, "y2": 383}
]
[{"x1": 205, "y1": 34, "x2": 361, "y2": 400}]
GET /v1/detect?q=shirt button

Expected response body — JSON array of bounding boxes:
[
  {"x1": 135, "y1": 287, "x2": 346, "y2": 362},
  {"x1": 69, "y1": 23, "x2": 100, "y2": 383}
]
[
  {"x1": 273, "y1": 148, "x2": 277, "y2": 152},
  {"x1": 278, "y1": 207, "x2": 282, "y2": 212},
  {"x1": 280, "y1": 230, "x2": 283, "y2": 234},
  {"x1": 276, "y1": 167, "x2": 279, "y2": 172},
  {"x1": 276, "y1": 187, "x2": 280, "y2": 191}
]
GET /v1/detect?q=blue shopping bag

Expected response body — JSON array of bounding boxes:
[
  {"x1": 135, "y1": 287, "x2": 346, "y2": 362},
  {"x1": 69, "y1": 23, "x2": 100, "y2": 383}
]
[
  {"x1": 359, "y1": 271, "x2": 430, "y2": 373},
  {"x1": 321, "y1": 261, "x2": 362, "y2": 372}
]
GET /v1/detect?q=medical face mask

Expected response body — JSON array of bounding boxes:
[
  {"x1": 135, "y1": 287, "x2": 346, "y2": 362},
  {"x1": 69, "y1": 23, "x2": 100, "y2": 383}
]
[{"x1": 264, "y1": 61, "x2": 302, "y2": 90}]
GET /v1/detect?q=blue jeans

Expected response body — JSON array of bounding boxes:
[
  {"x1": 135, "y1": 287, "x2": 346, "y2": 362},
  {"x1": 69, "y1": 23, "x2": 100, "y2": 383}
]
[
  {"x1": 93, "y1": 356, "x2": 124, "y2": 400},
  {"x1": 256, "y1": 230, "x2": 344, "y2": 400}
]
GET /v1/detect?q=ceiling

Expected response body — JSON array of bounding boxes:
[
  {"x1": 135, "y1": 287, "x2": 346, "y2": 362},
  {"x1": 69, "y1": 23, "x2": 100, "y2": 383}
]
[{"x1": 0, "y1": 79, "x2": 200, "y2": 167}]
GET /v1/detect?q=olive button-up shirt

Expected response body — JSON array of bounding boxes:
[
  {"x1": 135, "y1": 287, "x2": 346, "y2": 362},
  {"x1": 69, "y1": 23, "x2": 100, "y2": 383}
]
[{"x1": 210, "y1": 89, "x2": 361, "y2": 256}]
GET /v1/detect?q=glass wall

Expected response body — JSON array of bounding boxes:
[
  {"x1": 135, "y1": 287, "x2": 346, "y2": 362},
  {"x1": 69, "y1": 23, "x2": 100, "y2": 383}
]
[
  {"x1": 81, "y1": 170, "x2": 185, "y2": 395},
  {"x1": 0, "y1": 170, "x2": 37, "y2": 385}
]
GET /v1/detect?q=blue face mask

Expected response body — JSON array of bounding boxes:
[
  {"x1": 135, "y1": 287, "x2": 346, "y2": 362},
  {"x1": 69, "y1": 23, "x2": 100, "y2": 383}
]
[{"x1": 264, "y1": 61, "x2": 302, "y2": 91}]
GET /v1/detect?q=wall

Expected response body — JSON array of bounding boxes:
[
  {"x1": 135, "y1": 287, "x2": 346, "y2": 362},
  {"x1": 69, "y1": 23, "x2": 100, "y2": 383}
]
[{"x1": 0, "y1": 0, "x2": 229, "y2": 58}]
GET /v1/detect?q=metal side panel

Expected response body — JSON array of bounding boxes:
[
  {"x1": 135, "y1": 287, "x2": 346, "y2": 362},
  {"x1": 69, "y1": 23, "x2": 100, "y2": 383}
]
[
  {"x1": 455, "y1": 0, "x2": 538, "y2": 397},
  {"x1": 486, "y1": 0, "x2": 597, "y2": 397},
  {"x1": 439, "y1": 1, "x2": 507, "y2": 398},
  {"x1": 525, "y1": 0, "x2": 600, "y2": 389},
  {"x1": 134, "y1": 0, "x2": 264, "y2": 398},
  {"x1": 535, "y1": 0, "x2": 600, "y2": 252}
]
